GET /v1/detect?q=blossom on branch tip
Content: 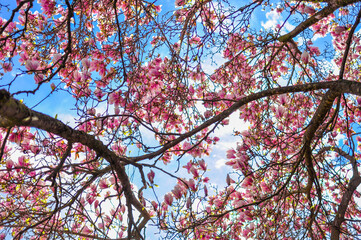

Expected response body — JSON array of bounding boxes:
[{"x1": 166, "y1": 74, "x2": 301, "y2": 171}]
[
  {"x1": 52, "y1": 53, "x2": 62, "y2": 63},
  {"x1": 99, "y1": 179, "x2": 109, "y2": 189},
  {"x1": 1, "y1": 63, "x2": 12, "y2": 73},
  {"x1": 34, "y1": 74, "x2": 44, "y2": 84},
  {"x1": 164, "y1": 193, "x2": 173, "y2": 206},
  {"x1": 300, "y1": 51, "x2": 310, "y2": 64},
  {"x1": 172, "y1": 185, "x2": 183, "y2": 199},
  {"x1": 304, "y1": 6, "x2": 316, "y2": 14},
  {"x1": 147, "y1": 170, "x2": 155, "y2": 184},
  {"x1": 151, "y1": 201, "x2": 158, "y2": 210},
  {"x1": 173, "y1": 42, "x2": 181, "y2": 51},
  {"x1": 190, "y1": 36, "x2": 201, "y2": 45},
  {"x1": 175, "y1": 0, "x2": 186, "y2": 7},
  {"x1": 198, "y1": 159, "x2": 207, "y2": 171},
  {"x1": 204, "y1": 110, "x2": 212, "y2": 119},
  {"x1": 334, "y1": 26, "x2": 347, "y2": 34},
  {"x1": 189, "y1": 179, "x2": 197, "y2": 191},
  {"x1": 226, "y1": 174, "x2": 235, "y2": 185},
  {"x1": 226, "y1": 149, "x2": 236, "y2": 159},
  {"x1": 82, "y1": 225, "x2": 92, "y2": 234},
  {"x1": 81, "y1": 58, "x2": 92, "y2": 70},
  {"x1": 25, "y1": 60, "x2": 40, "y2": 71},
  {"x1": 6, "y1": 159, "x2": 14, "y2": 170}
]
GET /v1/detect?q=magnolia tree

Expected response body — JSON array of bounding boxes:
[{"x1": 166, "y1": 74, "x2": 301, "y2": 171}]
[{"x1": 1, "y1": 0, "x2": 361, "y2": 239}]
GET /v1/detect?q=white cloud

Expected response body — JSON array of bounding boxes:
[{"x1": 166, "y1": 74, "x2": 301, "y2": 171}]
[
  {"x1": 213, "y1": 110, "x2": 250, "y2": 138},
  {"x1": 261, "y1": 10, "x2": 294, "y2": 34},
  {"x1": 201, "y1": 51, "x2": 226, "y2": 75},
  {"x1": 207, "y1": 111, "x2": 250, "y2": 170},
  {"x1": 311, "y1": 33, "x2": 323, "y2": 42},
  {"x1": 261, "y1": 11, "x2": 281, "y2": 30},
  {"x1": 284, "y1": 22, "x2": 295, "y2": 32},
  {"x1": 215, "y1": 158, "x2": 227, "y2": 169}
]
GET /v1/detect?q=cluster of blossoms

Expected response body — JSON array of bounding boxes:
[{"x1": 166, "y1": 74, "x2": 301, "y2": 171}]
[{"x1": 1, "y1": 0, "x2": 361, "y2": 239}]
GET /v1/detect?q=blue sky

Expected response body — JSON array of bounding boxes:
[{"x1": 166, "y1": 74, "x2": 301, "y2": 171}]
[{"x1": 2, "y1": 0, "x2": 358, "y2": 239}]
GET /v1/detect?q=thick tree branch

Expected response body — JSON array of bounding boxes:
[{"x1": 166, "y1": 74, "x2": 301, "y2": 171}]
[
  {"x1": 318, "y1": 146, "x2": 361, "y2": 240},
  {"x1": 0, "y1": 90, "x2": 150, "y2": 238},
  {"x1": 45, "y1": 140, "x2": 73, "y2": 187},
  {"x1": 278, "y1": 0, "x2": 360, "y2": 42},
  {"x1": 331, "y1": 174, "x2": 361, "y2": 240},
  {"x1": 130, "y1": 80, "x2": 361, "y2": 162},
  {"x1": 339, "y1": 8, "x2": 361, "y2": 80},
  {"x1": 2, "y1": 80, "x2": 361, "y2": 238},
  {"x1": 0, "y1": 0, "x2": 33, "y2": 36},
  {"x1": 301, "y1": 90, "x2": 341, "y2": 235},
  {"x1": 318, "y1": 146, "x2": 358, "y2": 175}
]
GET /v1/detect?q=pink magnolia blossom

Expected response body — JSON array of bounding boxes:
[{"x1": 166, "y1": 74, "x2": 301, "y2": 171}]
[
  {"x1": 18, "y1": 156, "x2": 28, "y2": 167},
  {"x1": 114, "y1": 105, "x2": 120, "y2": 115},
  {"x1": 108, "y1": 91, "x2": 122, "y2": 105},
  {"x1": 308, "y1": 46, "x2": 320, "y2": 56},
  {"x1": 226, "y1": 149, "x2": 236, "y2": 159},
  {"x1": 34, "y1": 74, "x2": 44, "y2": 84},
  {"x1": 334, "y1": 26, "x2": 347, "y2": 34},
  {"x1": 164, "y1": 192, "x2": 173, "y2": 206},
  {"x1": 1, "y1": 62, "x2": 12, "y2": 72},
  {"x1": 175, "y1": 0, "x2": 186, "y2": 7},
  {"x1": 21, "y1": 187, "x2": 28, "y2": 198},
  {"x1": 304, "y1": 6, "x2": 316, "y2": 14},
  {"x1": 151, "y1": 201, "x2": 158, "y2": 210},
  {"x1": 260, "y1": 182, "x2": 271, "y2": 192},
  {"x1": 94, "y1": 88, "x2": 105, "y2": 99},
  {"x1": 183, "y1": 161, "x2": 193, "y2": 173},
  {"x1": 222, "y1": 119, "x2": 229, "y2": 125},
  {"x1": 99, "y1": 179, "x2": 109, "y2": 189},
  {"x1": 189, "y1": 166, "x2": 199, "y2": 178},
  {"x1": 98, "y1": 222, "x2": 104, "y2": 229},
  {"x1": 6, "y1": 159, "x2": 14, "y2": 170},
  {"x1": 278, "y1": 94, "x2": 288, "y2": 105},
  {"x1": 38, "y1": 0, "x2": 56, "y2": 16},
  {"x1": 25, "y1": 60, "x2": 40, "y2": 71},
  {"x1": 109, "y1": 176, "x2": 116, "y2": 185},
  {"x1": 190, "y1": 36, "x2": 201, "y2": 45},
  {"x1": 173, "y1": 42, "x2": 181, "y2": 51},
  {"x1": 73, "y1": 71, "x2": 82, "y2": 82},
  {"x1": 81, "y1": 58, "x2": 92, "y2": 70},
  {"x1": 94, "y1": 200, "x2": 99, "y2": 209},
  {"x1": 147, "y1": 170, "x2": 155, "y2": 184},
  {"x1": 187, "y1": 179, "x2": 197, "y2": 191},
  {"x1": 154, "y1": 5, "x2": 162, "y2": 12},
  {"x1": 300, "y1": 51, "x2": 310, "y2": 64},
  {"x1": 50, "y1": 83, "x2": 56, "y2": 91},
  {"x1": 226, "y1": 174, "x2": 235, "y2": 185},
  {"x1": 186, "y1": 197, "x2": 191, "y2": 208},
  {"x1": 86, "y1": 108, "x2": 96, "y2": 116},
  {"x1": 204, "y1": 185, "x2": 208, "y2": 196},
  {"x1": 198, "y1": 159, "x2": 207, "y2": 171},
  {"x1": 172, "y1": 185, "x2": 183, "y2": 199},
  {"x1": 242, "y1": 176, "x2": 254, "y2": 188},
  {"x1": 82, "y1": 225, "x2": 92, "y2": 234},
  {"x1": 275, "y1": 105, "x2": 286, "y2": 118},
  {"x1": 52, "y1": 53, "x2": 62, "y2": 63},
  {"x1": 204, "y1": 110, "x2": 212, "y2": 118}
]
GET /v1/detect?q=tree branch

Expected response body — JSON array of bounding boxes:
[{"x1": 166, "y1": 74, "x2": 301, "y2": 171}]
[
  {"x1": 278, "y1": 0, "x2": 359, "y2": 42},
  {"x1": 130, "y1": 80, "x2": 361, "y2": 162},
  {"x1": 0, "y1": 89, "x2": 150, "y2": 238}
]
